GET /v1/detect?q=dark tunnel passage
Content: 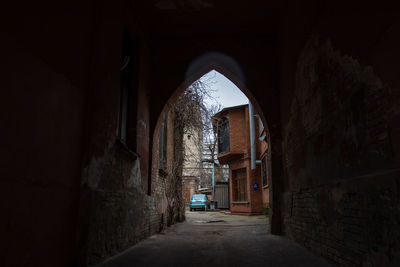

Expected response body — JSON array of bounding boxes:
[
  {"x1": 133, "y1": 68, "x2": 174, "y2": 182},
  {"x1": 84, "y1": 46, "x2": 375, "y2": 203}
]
[{"x1": 2, "y1": 1, "x2": 400, "y2": 266}]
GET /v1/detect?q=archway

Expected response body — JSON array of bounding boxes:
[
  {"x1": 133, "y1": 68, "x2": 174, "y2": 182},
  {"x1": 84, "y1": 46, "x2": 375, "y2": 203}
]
[{"x1": 150, "y1": 51, "x2": 277, "y2": 232}]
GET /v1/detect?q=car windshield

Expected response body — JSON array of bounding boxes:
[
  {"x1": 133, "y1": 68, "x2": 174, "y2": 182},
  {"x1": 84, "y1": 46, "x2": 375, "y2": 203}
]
[{"x1": 192, "y1": 194, "x2": 205, "y2": 200}]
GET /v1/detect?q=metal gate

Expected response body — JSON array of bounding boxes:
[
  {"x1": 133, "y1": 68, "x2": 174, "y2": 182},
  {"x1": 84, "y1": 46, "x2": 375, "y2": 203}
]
[{"x1": 215, "y1": 182, "x2": 229, "y2": 209}]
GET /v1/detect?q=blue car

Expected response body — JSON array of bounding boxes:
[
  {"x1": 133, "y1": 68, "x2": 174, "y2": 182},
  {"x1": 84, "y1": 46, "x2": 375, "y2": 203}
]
[{"x1": 189, "y1": 194, "x2": 210, "y2": 211}]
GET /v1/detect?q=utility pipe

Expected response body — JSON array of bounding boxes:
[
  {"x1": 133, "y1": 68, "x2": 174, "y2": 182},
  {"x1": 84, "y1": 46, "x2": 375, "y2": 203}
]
[
  {"x1": 249, "y1": 102, "x2": 256, "y2": 170},
  {"x1": 212, "y1": 162, "x2": 215, "y2": 201}
]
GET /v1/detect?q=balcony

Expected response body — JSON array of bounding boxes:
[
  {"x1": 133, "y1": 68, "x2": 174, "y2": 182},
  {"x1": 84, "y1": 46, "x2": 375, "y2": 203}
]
[{"x1": 217, "y1": 151, "x2": 244, "y2": 164}]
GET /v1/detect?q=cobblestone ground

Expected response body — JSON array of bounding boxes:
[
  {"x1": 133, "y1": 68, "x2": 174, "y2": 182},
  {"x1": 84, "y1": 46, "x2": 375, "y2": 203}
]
[{"x1": 98, "y1": 210, "x2": 333, "y2": 267}]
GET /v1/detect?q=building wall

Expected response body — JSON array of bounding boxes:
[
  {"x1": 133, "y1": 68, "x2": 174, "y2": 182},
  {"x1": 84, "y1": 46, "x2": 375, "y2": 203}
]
[
  {"x1": 229, "y1": 160, "x2": 264, "y2": 215},
  {"x1": 0, "y1": 1, "x2": 184, "y2": 265},
  {"x1": 261, "y1": 181, "x2": 270, "y2": 211},
  {"x1": 150, "y1": 108, "x2": 181, "y2": 226},
  {"x1": 75, "y1": 4, "x2": 174, "y2": 265},
  {"x1": 228, "y1": 107, "x2": 248, "y2": 153},
  {"x1": 221, "y1": 106, "x2": 265, "y2": 215},
  {"x1": 259, "y1": 123, "x2": 270, "y2": 211},
  {"x1": 182, "y1": 131, "x2": 202, "y2": 178}
]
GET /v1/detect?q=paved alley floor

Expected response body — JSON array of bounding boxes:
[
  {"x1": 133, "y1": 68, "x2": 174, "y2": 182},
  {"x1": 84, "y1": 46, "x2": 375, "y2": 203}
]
[{"x1": 98, "y1": 210, "x2": 333, "y2": 267}]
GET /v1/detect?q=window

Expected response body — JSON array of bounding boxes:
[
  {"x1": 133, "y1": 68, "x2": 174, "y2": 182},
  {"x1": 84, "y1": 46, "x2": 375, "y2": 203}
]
[
  {"x1": 218, "y1": 117, "x2": 230, "y2": 154},
  {"x1": 262, "y1": 156, "x2": 268, "y2": 186},
  {"x1": 232, "y1": 168, "x2": 247, "y2": 202},
  {"x1": 119, "y1": 28, "x2": 139, "y2": 151},
  {"x1": 159, "y1": 113, "x2": 168, "y2": 174},
  {"x1": 258, "y1": 116, "x2": 264, "y2": 135}
]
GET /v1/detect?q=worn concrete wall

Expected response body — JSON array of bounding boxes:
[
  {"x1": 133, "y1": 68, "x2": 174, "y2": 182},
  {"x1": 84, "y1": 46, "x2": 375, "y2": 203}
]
[{"x1": 279, "y1": 1, "x2": 400, "y2": 265}]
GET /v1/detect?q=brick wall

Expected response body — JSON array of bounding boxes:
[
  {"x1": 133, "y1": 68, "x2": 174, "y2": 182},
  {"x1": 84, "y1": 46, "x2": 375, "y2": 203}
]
[
  {"x1": 222, "y1": 106, "x2": 265, "y2": 215},
  {"x1": 280, "y1": 34, "x2": 400, "y2": 266},
  {"x1": 283, "y1": 170, "x2": 400, "y2": 266},
  {"x1": 82, "y1": 104, "x2": 184, "y2": 265},
  {"x1": 77, "y1": 6, "x2": 180, "y2": 265},
  {"x1": 5, "y1": 1, "x2": 400, "y2": 266},
  {"x1": 228, "y1": 107, "x2": 248, "y2": 153}
]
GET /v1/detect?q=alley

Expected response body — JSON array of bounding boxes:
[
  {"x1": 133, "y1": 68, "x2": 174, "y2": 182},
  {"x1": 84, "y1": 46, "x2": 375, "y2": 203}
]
[{"x1": 98, "y1": 211, "x2": 332, "y2": 267}]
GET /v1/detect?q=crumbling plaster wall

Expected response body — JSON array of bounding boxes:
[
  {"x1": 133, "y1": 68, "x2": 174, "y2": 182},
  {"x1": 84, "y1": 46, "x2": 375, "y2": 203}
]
[{"x1": 280, "y1": 14, "x2": 400, "y2": 266}]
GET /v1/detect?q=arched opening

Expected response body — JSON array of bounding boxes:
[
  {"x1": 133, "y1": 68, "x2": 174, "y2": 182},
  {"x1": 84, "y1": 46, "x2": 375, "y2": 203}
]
[{"x1": 150, "y1": 52, "x2": 274, "y2": 230}]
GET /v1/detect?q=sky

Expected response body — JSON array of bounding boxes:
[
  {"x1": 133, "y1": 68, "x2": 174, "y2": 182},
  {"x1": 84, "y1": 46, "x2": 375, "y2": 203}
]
[{"x1": 200, "y1": 70, "x2": 248, "y2": 109}]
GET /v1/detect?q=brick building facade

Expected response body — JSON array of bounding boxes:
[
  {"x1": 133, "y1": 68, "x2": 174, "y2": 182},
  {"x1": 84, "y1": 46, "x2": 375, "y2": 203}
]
[{"x1": 213, "y1": 104, "x2": 270, "y2": 215}]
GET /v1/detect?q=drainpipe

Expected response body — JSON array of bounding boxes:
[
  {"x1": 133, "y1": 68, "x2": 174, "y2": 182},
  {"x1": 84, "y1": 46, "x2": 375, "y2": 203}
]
[
  {"x1": 249, "y1": 102, "x2": 257, "y2": 170},
  {"x1": 212, "y1": 163, "x2": 215, "y2": 201}
]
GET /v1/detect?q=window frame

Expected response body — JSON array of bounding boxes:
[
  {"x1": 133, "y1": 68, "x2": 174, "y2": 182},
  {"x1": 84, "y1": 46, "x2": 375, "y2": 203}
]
[
  {"x1": 217, "y1": 117, "x2": 230, "y2": 154},
  {"x1": 118, "y1": 27, "x2": 140, "y2": 152},
  {"x1": 261, "y1": 155, "x2": 268, "y2": 187}
]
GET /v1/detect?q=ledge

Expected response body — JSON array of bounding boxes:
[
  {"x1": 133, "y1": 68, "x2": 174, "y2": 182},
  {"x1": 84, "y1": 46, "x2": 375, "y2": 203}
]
[{"x1": 217, "y1": 151, "x2": 244, "y2": 164}]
